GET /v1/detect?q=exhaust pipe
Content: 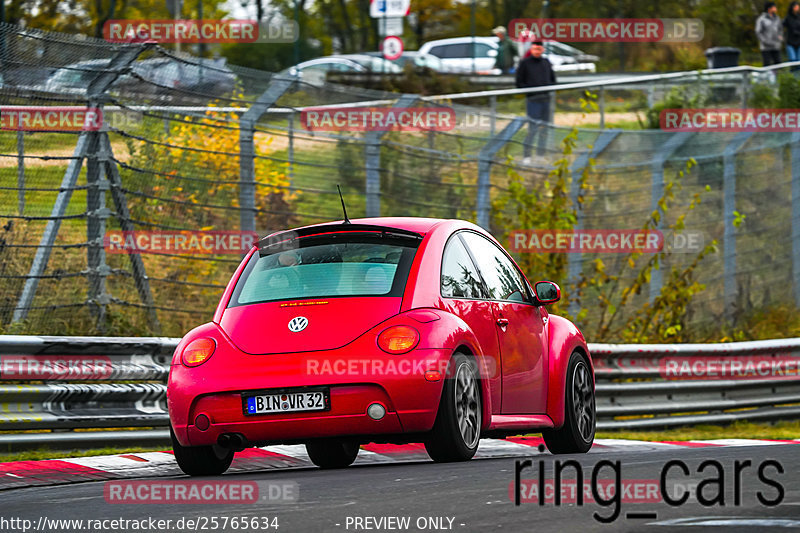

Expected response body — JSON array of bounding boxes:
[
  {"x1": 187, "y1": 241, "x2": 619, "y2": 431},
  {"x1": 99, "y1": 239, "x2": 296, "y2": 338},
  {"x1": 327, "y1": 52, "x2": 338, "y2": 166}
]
[
  {"x1": 218, "y1": 433, "x2": 247, "y2": 451},
  {"x1": 229, "y1": 433, "x2": 245, "y2": 450}
]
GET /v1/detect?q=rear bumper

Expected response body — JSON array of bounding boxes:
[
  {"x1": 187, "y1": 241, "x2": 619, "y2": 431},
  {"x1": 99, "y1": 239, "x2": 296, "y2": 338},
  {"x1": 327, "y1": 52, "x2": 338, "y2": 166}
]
[{"x1": 168, "y1": 343, "x2": 450, "y2": 447}]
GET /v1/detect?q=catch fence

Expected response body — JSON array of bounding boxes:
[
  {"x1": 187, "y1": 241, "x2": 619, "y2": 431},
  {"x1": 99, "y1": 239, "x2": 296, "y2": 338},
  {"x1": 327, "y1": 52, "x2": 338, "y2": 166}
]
[{"x1": 0, "y1": 23, "x2": 798, "y2": 339}]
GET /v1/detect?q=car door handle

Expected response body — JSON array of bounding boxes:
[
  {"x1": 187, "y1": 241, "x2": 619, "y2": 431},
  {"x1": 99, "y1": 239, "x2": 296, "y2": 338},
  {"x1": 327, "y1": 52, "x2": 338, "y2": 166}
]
[{"x1": 496, "y1": 318, "x2": 509, "y2": 327}]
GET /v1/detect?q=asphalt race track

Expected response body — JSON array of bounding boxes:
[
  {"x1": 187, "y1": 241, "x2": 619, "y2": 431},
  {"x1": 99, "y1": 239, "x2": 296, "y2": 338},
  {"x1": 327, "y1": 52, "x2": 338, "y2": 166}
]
[{"x1": 3, "y1": 444, "x2": 799, "y2": 533}]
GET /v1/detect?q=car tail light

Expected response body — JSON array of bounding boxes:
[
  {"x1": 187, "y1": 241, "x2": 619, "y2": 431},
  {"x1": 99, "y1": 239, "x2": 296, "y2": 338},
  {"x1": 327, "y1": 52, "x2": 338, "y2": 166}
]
[
  {"x1": 377, "y1": 326, "x2": 419, "y2": 354},
  {"x1": 182, "y1": 338, "x2": 216, "y2": 367}
]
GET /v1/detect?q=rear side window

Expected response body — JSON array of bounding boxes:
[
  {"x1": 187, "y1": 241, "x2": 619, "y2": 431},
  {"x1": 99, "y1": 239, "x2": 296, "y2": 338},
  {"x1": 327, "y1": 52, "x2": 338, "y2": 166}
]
[
  {"x1": 474, "y1": 43, "x2": 494, "y2": 57},
  {"x1": 427, "y1": 45, "x2": 447, "y2": 58},
  {"x1": 229, "y1": 234, "x2": 419, "y2": 306},
  {"x1": 429, "y1": 44, "x2": 471, "y2": 58},
  {"x1": 460, "y1": 232, "x2": 530, "y2": 303},
  {"x1": 441, "y1": 236, "x2": 485, "y2": 299}
]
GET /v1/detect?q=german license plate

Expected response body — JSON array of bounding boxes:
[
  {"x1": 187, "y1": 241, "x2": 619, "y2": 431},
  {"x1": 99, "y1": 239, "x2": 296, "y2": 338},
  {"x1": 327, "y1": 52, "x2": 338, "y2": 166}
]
[{"x1": 242, "y1": 388, "x2": 330, "y2": 416}]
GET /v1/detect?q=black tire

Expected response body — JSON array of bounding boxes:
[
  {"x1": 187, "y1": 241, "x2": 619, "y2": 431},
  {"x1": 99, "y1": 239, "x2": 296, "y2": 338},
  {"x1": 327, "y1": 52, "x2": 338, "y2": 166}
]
[
  {"x1": 306, "y1": 439, "x2": 360, "y2": 469},
  {"x1": 171, "y1": 426, "x2": 234, "y2": 476},
  {"x1": 424, "y1": 353, "x2": 482, "y2": 462},
  {"x1": 542, "y1": 351, "x2": 595, "y2": 454}
]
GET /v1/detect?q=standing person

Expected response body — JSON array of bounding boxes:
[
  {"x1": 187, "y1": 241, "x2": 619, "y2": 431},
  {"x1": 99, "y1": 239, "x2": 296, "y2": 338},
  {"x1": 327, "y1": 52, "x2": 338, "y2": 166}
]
[
  {"x1": 785, "y1": 1, "x2": 800, "y2": 70},
  {"x1": 757, "y1": 1, "x2": 783, "y2": 66},
  {"x1": 493, "y1": 26, "x2": 517, "y2": 74},
  {"x1": 515, "y1": 40, "x2": 556, "y2": 164}
]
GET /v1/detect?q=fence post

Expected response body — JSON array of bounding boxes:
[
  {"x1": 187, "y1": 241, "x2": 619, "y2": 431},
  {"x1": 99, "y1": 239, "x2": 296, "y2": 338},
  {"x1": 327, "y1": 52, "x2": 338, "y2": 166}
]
[
  {"x1": 567, "y1": 130, "x2": 620, "y2": 318},
  {"x1": 12, "y1": 45, "x2": 146, "y2": 325},
  {"x1": 364, "y1": 94, "x2": 419, "y2": 218},
  {"x1": 722, "y1": 132, "x2": 752, "y2": 321},
  {"x1": 85, "y1": 132, "x2": 111, "y2": 331},
  {"x1": 490, "y1": 95, "x2": 496, "y2": 137},
  {"x1": 476, "y1": 117, "x2": 526, "y2": 230},
  {"x1": 99, "y1": 134, "x2": 161, "y2": 333},
  {"x1": 792, "y1": 132, "x2": 800, "y2": 308},
  {"x1": 287, "y1": 111, "x2": 294, "y2": 186},
  {"x1": 16, "y1": 130, "x2": 24, "y2": 215},
  {"x1": 598, "y1": 86, "x2": 605, "y2": 129},
  {"x1": 238, "y1": 77, "x2": 296, "y2": 233},
  {"x1": 648, "y1": 132, "x2": 694, "y2": 303}
]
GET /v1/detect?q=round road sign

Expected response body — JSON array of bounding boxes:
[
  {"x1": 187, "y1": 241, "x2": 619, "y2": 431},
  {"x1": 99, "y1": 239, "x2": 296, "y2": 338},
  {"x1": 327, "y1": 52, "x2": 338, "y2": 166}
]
[{"x1": 382, "y1": 36, "x2": 404, "y2": 60}]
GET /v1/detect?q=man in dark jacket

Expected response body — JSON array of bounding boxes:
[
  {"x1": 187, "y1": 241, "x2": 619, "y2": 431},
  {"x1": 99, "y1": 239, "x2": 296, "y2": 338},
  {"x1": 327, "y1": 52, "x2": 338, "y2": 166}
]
[{"x1": 515, "y1": 40, "x2": 556, "y2": 163}]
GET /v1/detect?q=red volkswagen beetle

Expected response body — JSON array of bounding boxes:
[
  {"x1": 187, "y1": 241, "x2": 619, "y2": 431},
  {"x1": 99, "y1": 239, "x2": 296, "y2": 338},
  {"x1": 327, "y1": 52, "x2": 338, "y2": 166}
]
[{"x1": 168, "y1": 217, "x2": 595, "y2": 474}]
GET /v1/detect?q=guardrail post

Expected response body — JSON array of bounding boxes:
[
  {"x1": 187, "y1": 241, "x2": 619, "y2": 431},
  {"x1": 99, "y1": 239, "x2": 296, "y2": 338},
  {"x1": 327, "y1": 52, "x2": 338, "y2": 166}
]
[
  {"x1": 239, "y1": 77, "x2": 296, "y2": 233},
  {"x1": 476, "y1": 117, "x2": 526, "y2": 229},
  {"x1": 740, "y1": 71, "x2": 749, "y2": 107},
  {"x1": 649, "y1": 132, "x2": 694, "y2": 303},
  {"x1": 12, "y1": 45, "x2": 146, "y2": 325},
  {"x1": 16, "y1": 131, "x2": 24, "y2": 215},
  {"x1": 567, "y1": 130, "x2": 620, "y2": 318},
  {"x1": 723, "y1": 132, "x2": 752, "y2": 320},
  {"x1": 364, "y1": 94, "x2": 419, "y2": 218},
  {"x1": 792, "y1": 132, "x2": 800, "y2": 308}
]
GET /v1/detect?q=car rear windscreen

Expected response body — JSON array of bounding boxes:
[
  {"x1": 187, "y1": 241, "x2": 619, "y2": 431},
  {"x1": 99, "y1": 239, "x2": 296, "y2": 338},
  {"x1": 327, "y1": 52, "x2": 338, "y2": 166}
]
[{"x1": 229, "y1": 233, "x2": 419, "y2": 306}]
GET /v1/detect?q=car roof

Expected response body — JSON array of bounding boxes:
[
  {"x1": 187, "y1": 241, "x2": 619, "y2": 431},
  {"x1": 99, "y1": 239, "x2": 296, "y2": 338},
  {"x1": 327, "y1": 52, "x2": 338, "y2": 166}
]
[
  {"x1": 262, "y1": 217, "x2": 482, "y2": 241},
  {"x1": 298, "y1": 57, "x2": 359, "y2": 66},
  {"x1": 421, "y1": 36, "x2": 498, "y2": 47}
]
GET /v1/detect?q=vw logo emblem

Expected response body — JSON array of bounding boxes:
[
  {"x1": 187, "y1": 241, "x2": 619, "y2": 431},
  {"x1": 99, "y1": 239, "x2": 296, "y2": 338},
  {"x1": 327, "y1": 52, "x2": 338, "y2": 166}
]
[{"x1": 288, "y1": 316, "x2": 308, "y2": 332}]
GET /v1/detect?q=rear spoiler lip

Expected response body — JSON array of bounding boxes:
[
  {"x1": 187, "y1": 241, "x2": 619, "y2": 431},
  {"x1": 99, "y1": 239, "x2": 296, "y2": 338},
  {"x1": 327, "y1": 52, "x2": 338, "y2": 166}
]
[{"x1": 256, "y1": 223, "x2": 425, "y2": 254}]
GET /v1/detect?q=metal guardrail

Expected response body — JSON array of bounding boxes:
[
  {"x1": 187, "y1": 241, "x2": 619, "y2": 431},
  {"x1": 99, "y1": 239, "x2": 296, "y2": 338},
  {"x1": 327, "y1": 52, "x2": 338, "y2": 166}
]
[{"x1": 0, "y1": 336, "x2": 798, "y2": 449}]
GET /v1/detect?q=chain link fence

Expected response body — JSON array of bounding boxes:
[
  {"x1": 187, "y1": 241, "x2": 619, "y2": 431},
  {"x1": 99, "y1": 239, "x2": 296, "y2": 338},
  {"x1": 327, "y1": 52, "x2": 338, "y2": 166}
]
[{"x1": 0, "y1": 23, "x2": 797, "y2": 339}]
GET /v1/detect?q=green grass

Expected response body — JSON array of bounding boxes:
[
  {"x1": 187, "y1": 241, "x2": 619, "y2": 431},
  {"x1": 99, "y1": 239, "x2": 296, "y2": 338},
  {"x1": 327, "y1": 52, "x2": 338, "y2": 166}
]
[
  {"x1": 0, "y1": 446, "x2": 168, "y2": 463},
  {"x1": 0, "y1": 132, "x2": 83, "y2": 154},
  {"x1": 595, "y1": 420, "x2": 800, "y2": 442}
]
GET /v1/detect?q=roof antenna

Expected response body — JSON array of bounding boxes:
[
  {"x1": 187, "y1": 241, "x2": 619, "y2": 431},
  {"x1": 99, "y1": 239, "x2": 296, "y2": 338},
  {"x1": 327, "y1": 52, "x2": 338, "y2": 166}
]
[{"x1": 337, "y1": 184, "x2": 351, "y2": 224}]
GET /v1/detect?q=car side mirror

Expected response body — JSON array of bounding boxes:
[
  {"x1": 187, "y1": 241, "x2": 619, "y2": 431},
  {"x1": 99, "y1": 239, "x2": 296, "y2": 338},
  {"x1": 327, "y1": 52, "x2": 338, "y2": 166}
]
[{"x1": 533, "y1": 281, "x2": 560, "y2": 305}]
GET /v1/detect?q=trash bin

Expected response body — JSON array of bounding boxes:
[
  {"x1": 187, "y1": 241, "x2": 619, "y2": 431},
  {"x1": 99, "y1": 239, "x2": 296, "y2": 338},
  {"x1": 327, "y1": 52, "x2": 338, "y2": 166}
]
[{"x1": 705, "y1": 47, "x2": 741, "y2": 69}]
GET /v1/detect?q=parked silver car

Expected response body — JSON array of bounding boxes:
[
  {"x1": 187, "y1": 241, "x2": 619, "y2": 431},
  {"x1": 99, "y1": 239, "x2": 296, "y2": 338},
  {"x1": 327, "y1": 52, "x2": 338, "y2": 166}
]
[{"x1": 419, "y1": 36, "x2": 597, "y2": 74}]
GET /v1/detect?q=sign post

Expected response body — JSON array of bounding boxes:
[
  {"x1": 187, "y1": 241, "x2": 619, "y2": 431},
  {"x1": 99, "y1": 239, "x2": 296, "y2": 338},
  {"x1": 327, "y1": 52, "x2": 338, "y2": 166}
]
[{"x1": 371, "y1": 0, "x2": 410, "y2": 72}]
